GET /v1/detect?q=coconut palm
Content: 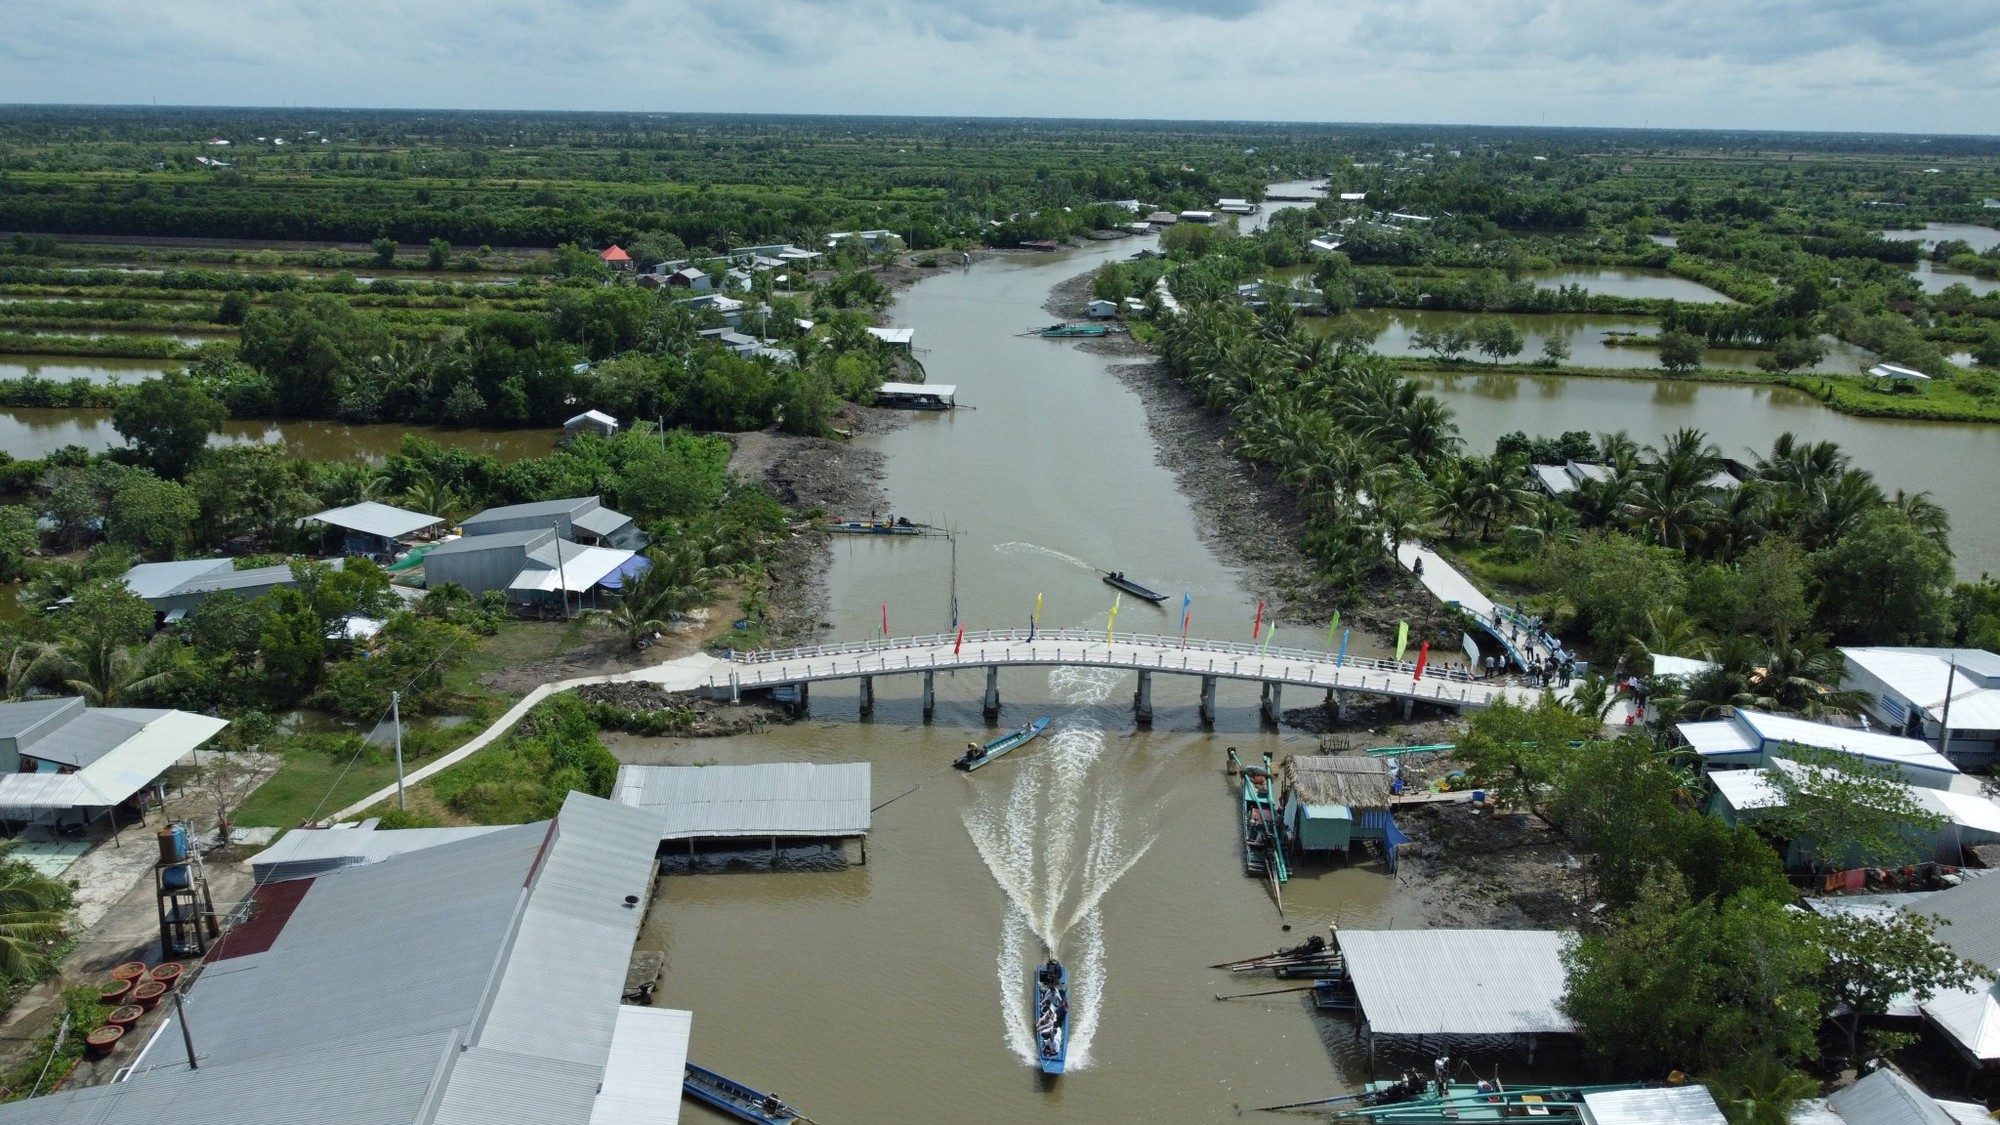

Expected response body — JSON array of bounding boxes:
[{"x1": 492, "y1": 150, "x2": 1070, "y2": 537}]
[
  {"x1": 63, "y1": 639, "x2": 175, "y2": 707},
  {"x1": 0, "y1": 843, "x2": 72, "y2": 981},
  {"x1": 1627, "y1": 606, "x2": 1712, "y2": 662},
  {"x1": 1737, "y1": 636, "x2": 1871, "y2": 719},
  {"x1": 0, "y1": 634, "x2": 60, "y2": 700},
  {"x1": 402, "y1": 476, "x2": 464, "y2": 525},
  {"x1": 1891, "y1": 489, "x2": 1952, "y2": 554}
]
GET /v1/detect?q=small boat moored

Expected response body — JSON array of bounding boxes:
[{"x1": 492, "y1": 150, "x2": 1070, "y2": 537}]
[
  {"x1": 1100, "y1": 571, "x2": 1168, "y2": 602},
  {"x1": 1036, "y1": 322, "x2": 1109, "y2": 338},
  {"x1": 682, "y1": 1063, "x2": 813, "y2": 1125},
  {"x1": 1033, "y1": 956, "x2": 1070, "y2": 1075},
  {"x1": 956, "y1": 716, "x2": 1050, "y2": 771},
  {"x1": 824, "y1": 515, "x2": 926, "y2": 535}
]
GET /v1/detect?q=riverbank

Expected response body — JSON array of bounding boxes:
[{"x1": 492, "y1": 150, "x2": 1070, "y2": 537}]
[{"x1": 1390, "y1": 356, "x2": 2000, "y2": 425}]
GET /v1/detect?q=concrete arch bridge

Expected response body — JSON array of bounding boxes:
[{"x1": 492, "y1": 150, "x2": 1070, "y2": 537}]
[{"x1": 720, "y1": 628, "x2": 1539, "y2": 726}]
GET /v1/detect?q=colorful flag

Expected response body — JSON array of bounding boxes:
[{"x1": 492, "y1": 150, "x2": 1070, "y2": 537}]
[
  {"x1": 1395, "y1": 620, "x2": 1409, "y2": 662},
  {"x1": 1035, "y1": 592, "x2": 1043, "y2": 626},
  {"x1": 1252, "y1": 599, "x2": 1264, "y2": 640},
  {"x1": 1108, "y1": 593, "x2": 1121, "y2": 644},
  {"x1": 1413, "y1": 641, "x2": 1430, "y2": 681},
  {"x1": 1180, "y1": 593, "x2": 1192, "y2": 635},
  {"x1": 1336, "y1": 628, "x2": 1349, "y2": 667},
  {"x1": 882, "y1": 603, "x2": 889, "y2": 637},
  {"x1": 1327, "y1": 610, "x2": 1340, "y2": 644},
  {"x1": 1261, "y1": 625, "x2": 1277, "y2": 654},
  {"x1": 954, "y1": 625, "x2": 965, "y2": 655}
]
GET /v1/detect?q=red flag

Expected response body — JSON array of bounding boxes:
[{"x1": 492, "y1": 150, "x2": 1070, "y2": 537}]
[
  {"x1": 1413, "y1": 641, "x2": 1430, "y2": 681},
  {"x1": 953, "y1": 625, "x2": 964, "y2": 654},
  {"x1": 1252, "y1": 600, "x2": 1264, "y2": 640},
  {"x1": 881, "y1": 603, "x2": 888, "y2": 636}
]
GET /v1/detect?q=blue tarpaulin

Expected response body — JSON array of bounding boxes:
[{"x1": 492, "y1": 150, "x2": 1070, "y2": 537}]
[{"x1": 598, "y1": 556, "x2": 652, "y2": 590}]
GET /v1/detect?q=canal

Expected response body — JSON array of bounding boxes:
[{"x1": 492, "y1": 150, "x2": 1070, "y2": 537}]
[{"x1": 638, "y1": 237, "x2": 1429, "y2": 1123}]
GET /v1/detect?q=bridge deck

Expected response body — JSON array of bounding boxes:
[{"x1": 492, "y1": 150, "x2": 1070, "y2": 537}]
[{"x1": 721, "y1": 628, "x2": 1537, "y2": 710}]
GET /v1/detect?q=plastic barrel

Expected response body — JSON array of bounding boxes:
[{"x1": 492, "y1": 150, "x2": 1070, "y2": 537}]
[
  {"x1": 170, "y1": 823, "x2": 189, "y2": 862},
  {"x1": 161, "y1": 865, "x2": 190, "y2": 890},
  {"x1": 1471, "y1": 790, "x2": 1487, "y2": 803}
]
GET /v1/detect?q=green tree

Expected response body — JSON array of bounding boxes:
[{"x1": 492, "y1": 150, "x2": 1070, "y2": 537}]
[
  {"x1": 103, "y1": 470, "x2": 198, "y2": 559},
  {"x1": 1757, "y1": 336, "x2": 1827, "y2": 375},
  {"x1": 0, "y1": 842, "x2": 74, "y2": 982},
  {"x1": 1092, "y1": 261, "x2": 1131, "y2": 301},
  {"x1": 1658, "y1": 329, "x2": 1705, "y2": 373},
  {"x1": 257, "y1": 588, "x2": 328, "y2": 701},
  {"x1": 1561, "y1": 872, "x2": 1823, "y2": 1075},
  {"x1": 1807, "y1": 910, "x2": 1982, "y2": 1061},
  {"x1": 1455, "y1": 694, "x2": 1596, "y2": 817},
  {"x1": 1538, "y1": 333, "x2": 1572, "y2": 365},
  {"x1": 0, "y1": 505, "x2": 37, "y2": 583},
  {"x1": 1471, "y1": 318, "x2": 1525, "y2": 362},
  {"x1": 1762, "y1": 749, "x2": 1945, "y2": 871},
  {"x1": 371, "y1": 237, "x2": 398, "y2": 267},
  {"x1": 427, "y1": 237, "x2": 451, "y2": 270},
  {"x1": 1542, "y1": 531, "x2": 1688, "y2": 652},
  {"x1": 238, "y1": 294, "x2": 392, "y2": 417},
  {"x1": 1813, "y1": 509, "x2": 1953, "y2": 645},
  {"x1": 1411, "y1": 324, "x2": 1473, "y2": 362}
]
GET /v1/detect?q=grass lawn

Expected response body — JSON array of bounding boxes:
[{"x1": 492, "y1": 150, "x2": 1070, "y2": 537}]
[
  {"x1": 1433, "y1": 539, "x2": 1544, "y2": 600},
  {"x1": 231, "y1": 750, "x2": 403, "y2": 829}
]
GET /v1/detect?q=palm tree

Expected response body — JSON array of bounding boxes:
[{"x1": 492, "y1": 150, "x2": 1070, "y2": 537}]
[
  {"x1": 402, "y1": 476, "x2": 464, "y2": 525},
  {"x1": 1625, "y1": 475, "x2": 1715, "y2": 550},
  {"x1": 1891, "y1": 489, "x2": 1952, "y2": 554},
  {"x1": 62, "y1": 640, "x2": 175, "y2": 707},
  {"x1": 0, "y1": 635, "x2": 59, "y2": 700},
  {"x1": 1627, "y1": 606, "x2": 1711, "y2": 662},
  {"x1": 1738, "y1": 636, "x2": 1871, "y2": 719},
  {"x1": 0, "y1": 843, "x2": 71, "y2": 981},
  {"x1": 1704, "y1": 1054, "x2": 1820, "y2": 1125}
]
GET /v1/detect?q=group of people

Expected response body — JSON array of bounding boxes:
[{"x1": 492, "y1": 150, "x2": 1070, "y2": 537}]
[{"x1": 1035, "y1": 958, "x2": 1068, "y2": 1058}]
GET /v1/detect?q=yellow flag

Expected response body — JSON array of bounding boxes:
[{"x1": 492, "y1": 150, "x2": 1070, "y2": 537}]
[
  {"x1": 1108, "y1": 593, "x2": 1121, "y2": 643},
  {"x1": 1034, "y1": 591, "x2": 1043, "y2": 626},
  {"x1": 1396, "y1": 620, "x2": 1409, "y2": 662}
]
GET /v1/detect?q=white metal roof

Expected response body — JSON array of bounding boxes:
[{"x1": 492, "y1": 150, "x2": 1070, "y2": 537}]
[
  {"x1": 1709, "y1": 766, "x2": 1785, "y2": 811},
  {"x1": 1869, "y1": 362, "x2": 1932, "y2": 380},
  {"x1": 1335, "y1": 929, "x2": 1575, "y2": 1036},
  {"x1": 1651, "y1": 653, "x2": 1719, "y2": 678},
  {"x1": 878, "y1": 381, "x2": 956, "y2": 397},
  {"x1": 512, "y1": 542, "x2": 637, "y2": 592},
  {"x1": 1679, "y1": 719, "x2": 1757, "y2": 756},
  {"x1": 565, "y1": 409, "x2": 617, "y2": 427},
  {"x1": 1738, "y1": 709, "x2": 1958, "y2": 777},
  {"x1": 250, "y1": 821, "x2": 511, "y2": 881},
  {"x1": 1581, "y1": 1085, "x2": 1727, "y2": 1125},
  {"x1": 1531, "y1": 464, "x2": 1575, "y2": 495},
  {"x1": 122, "y1": 558, "x2": 231, "y2": 599},
  {"x1": 73, "y1": 712, "x2": 228, "y2": 804},
  {"x1": 0, "y1": 772, "x2": 106, "y2": 810},
  {"x1": 865, "y1": 326, "x2": 915, "y2": 345},
  {"x1": 1919, "y1": 869, "x2": 2000, "y2": 967},
  {"x1": 612, "y1": 762, "x2": 872, "y2": 839},
  {"x1": 1916, "y1": 788, "x2": 2000, "y2": 835},
  {"x1": 1846, "y1": 648, "x2": 2000, "y2": 731},
  {"x1": 307, "y1": 501, "x2": 444, "y2": 540},
  {"x1": 1828, "y1": 1064, "x2": 1970, "y2": 1125},
  {"x1": 589, "y1": 1006, "x2": 690, "y2": 1125},
  {"x1": 1922, "y1": 981, "x2": 2000, "y2": 1061}
]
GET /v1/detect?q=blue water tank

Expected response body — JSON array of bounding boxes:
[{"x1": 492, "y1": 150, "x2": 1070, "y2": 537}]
[
  {"x1": 161, "y1": 865, "x2": 190, "y2": 890},
  {"x1": 168, "y1": 823, "x2": 188, "y2": 862}
]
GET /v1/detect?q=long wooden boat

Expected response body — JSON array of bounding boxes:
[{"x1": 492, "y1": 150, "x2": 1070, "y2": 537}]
[
  {"x1": 824, "y1": 516, "x2": 925, "y2": 536},
  {"x1": 956, "y1": 716, "x2": 1050, "y2": 771},
  {"x1": 1211, "y1": 929, "x2": 1333, "y2": 971},
  {"x1": 1037, "y1": 322, "x2": 1108, "y2": 338},
  {"x1": 1100, "y1": 571, "x2": 1168, "y2": 602},
  {"x1": 682, "y1": 1063, "x2": 813, "y2": 1125},
  {"x1": 1264, "y1": 1080, "x2": 1652, "y2": 1118},
  {"x1": 1032, "y1": 956, "x2": 1070, "y2": 1075},
  {"x1": 1241, "y1": 752, "x2": 1289, "y2": 898}
]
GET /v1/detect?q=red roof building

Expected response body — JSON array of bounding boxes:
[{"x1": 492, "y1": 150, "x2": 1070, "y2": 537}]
[{"x1": 599, "y1": 245, "x2": 632, "y2": 270}]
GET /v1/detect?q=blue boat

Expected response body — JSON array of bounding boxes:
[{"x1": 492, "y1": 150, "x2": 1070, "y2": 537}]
[
  {"x1": 682, "y1": 1063, "x2": 813, "y2": 1125},
  {"x1": 1032, "y1": 956, "x2": 1070, "y2": 1075},
  {"x1": 954, "y1": 716, "x2": 1050, "y2": 772}
]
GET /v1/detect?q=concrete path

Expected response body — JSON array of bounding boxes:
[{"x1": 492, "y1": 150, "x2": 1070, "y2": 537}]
[{"x1": 1395, "y1": 541, "x2": 1571, "y2": 677}]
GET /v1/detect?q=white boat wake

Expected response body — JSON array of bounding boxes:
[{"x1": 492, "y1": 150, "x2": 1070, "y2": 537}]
[
  {"x1": 992, "y1": 541, "x2": 1096, "y2": 572},
  {"x1": 963, "y1": 663, "x2": 1155, "y2": 1070}
]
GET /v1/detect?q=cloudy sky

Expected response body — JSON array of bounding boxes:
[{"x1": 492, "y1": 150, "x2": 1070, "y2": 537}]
[{"x1": 7, "y1": 0, "x2": 1996, "y2": 134}]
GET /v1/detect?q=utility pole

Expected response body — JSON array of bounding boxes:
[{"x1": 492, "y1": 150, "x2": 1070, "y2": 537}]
[
  {"x1": 1938, "y1": 651, "x2": 1958, "y2": 757},
  {"x1": 554, "y1": 518, "x2": 571, "y2": 621},
  {"x1": 172, "y1": 988, "x2": 198, "y2": 1069},
  {"x1": 392, "y1": 691, "x2": 405, "y2": 811}
]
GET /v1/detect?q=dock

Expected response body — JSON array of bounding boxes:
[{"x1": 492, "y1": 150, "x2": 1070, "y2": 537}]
[{"x1": 611, "y1": 761, "x2": 872, "y2": 865}]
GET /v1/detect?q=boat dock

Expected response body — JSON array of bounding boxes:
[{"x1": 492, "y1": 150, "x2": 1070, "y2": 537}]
[
  {"x1": 1335, "y1": 928, "x2": 1575, "y2": 1065},
  {"x1": 611, "y1": 761, "x2": 873, "y2": 865},
  {"x1": 874, "y1": 381, "x2": 956, "y2": 410}
]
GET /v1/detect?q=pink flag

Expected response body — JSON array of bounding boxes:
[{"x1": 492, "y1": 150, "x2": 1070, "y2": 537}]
[{"x1": 881, "y1": 603, "x2": 888, "y2": 636}]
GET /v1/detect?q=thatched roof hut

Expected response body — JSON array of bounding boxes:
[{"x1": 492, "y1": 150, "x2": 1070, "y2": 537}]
[{"x1": 1279, "y1": 754, "x2": 1391, "y2": 810}]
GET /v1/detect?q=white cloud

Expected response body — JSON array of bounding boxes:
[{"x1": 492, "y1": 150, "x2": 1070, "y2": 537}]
[{"x1": 2, "y1": 0, "x2": 1995, "y2": 132}]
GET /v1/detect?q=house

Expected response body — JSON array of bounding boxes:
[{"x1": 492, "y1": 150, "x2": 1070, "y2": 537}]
[
  {"x1": 1868, "y1": 362, "x2": 1931, "y2": 381},
  {"x1": 121, "y1": 557, "x2": 343, "y2": 622},
  {"x1": 1278, "y1": 754, "x2": 1393, "y2": 856},
  {"x1": 1841, "y1": 647, "x2": 2000, "y2": 766},
  {"x1": 303, "y1": 502, "x2": 445, "y2": 559},
  {"x1": 699, "y1": 327, "x2": 764, "y2": 357},
  {"x1": 727, "y1": 243, "x2": 822, "y2": 264},
  {"x1": 422, "y1": 528, "x2": 558, "y2": 596},
  {"x1": 1799, "y1": 1066, "x2": 1994, "y2": 1123},
  {"x1": 1386, "y1": 212, "x2": 1434, "y2": 225},
  {"x1": 667, "y1": 266, "x2": 712, "y2": 291},
  {"x1": 1907, "y1": 873, "x2": 2000, "y2": 1072},
  {"x1": 1308, "y1": 237, "x2": 1344, "y2": 254},
  {"x1": 0, "y1": 697, "x2": 227, "y2": 834},
  {"x1": 1676, "y1": 707, "x2": 1959, "y2": 788},
  {"x1": 679, "y1": 292, "x2": 747, "y2": 325},
  {"x1": 826, "y1": 230, "x2": 899, "y2": 251},
  {"x1": 461, "y1": 495, "x2": 645, "y2": 550},
  {"x1": 724, "y1": 267, "x2": 755, "y2": 292},
  {"x1": 562, "y1": 409, "x2": 618, "y2": 441},
  {"x1": 1108, "y1": 199, "x2": 1142, "y2": 213},
  {"x1": 1705, "y1": 759, "x2": 2000, "y2": 868},
  {"x1": 1178, "y1": 210, "x2": 1216, "y2": 223},
  {"x1": 865, "y1": 326, "x2": 915, "y2": 351},
  {"x1": 1339, "y1": 191, "x2": 1368, "y2": 201},
  {"x1": 508, "y1": 539, "x2": 646, "y2": 614},
  {"x1": 598, "y1": 245, "x2": 632, "y2": 271},
  {"x1": 874, "y1": 382, "x2": 956, "y2": 410},
  {"x1": 0, "y1": 792, "x2": 686, "y2": 1125},
  {"x1": 1216, "y1": 198, "x2": 1257, "y2": 214},
  {"x1": 1145, "y1": 211, "x2": 1179, "y2": 225},
  {"x1": 1529, "y1": 460, "x2": 1616, "y2": 497},
  {"x1": 1085, "y1": 298, "x2": 1119, "y2": 319}
]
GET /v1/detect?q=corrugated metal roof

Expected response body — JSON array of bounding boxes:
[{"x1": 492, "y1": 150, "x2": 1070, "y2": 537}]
[
  {"x1": 1581, "y1": 1086, "x2": 1727, "y2": 1125},
  {"x1": 0, "y1": 696, "x2": 81, "y2": 741},
  {"x1": 250, "y1": 822, "x2": 511, "y2": 882},
  {"x1": 1739, "y1": 709, "x2": 1958, "y2": 778},
  {"x1": 1336, "y1": 929, "x2": 1575, "y2": 1036},
  {"x1": 572, "y1": 506, "x2": 633, "y2": 536},
  {"x1": 308, "y1": 501, "x2": 444, "y2": 540},
  {"x1": 1825, "y1": 1066, "x2": 1961, "y2": 1125},
  {"x1": 1844, "y1": 648, "x2": 2000, "y2": 730},
  {"x1": 1920, "y1": 981, "x2": 2000, "y2": 1061},
  {"x1": 428, "y1": 528, "x2": 555, "y2": 555},
  {"x1": 1680, "y1": 719, "x2": 1758, "y2": 756},
  {"x1": 1651, "y1": 653, "x2": 1719, "y2": 678},
  {"x1": 1920, "y1": 870, "x2": 2000, "y2": 967},
  {"x1": 23, "y1": 707, "x2": 178, "y2": 768},
  {"x1": 613, "y1": 762, "x2": 872, "y2": 838},
  {"x1": 590, "y1": 1007, "x2": 691, "y2": 1125},
  {"x1": 463, "y1": 496, "x2": 596, "y2": 527},
  {"x1": 0, "y1": 1029, "x2": 463, "y2": 1125},
  {"x1": 171, "y1": 560, "x2": 315, "y2": 595},
  {"x1": 514, "y1": 542, "x2": 635, "y2": 591},
  {"x1": 431, "y1": 1046, "x2": 602, "y2": 1125},
  {"x1": 1709, "y1": 767, "x2": 1784, "y2": 812},
  {"x1": 0, "y1": 772, "x2": 106, "y2": 810},
  {"x1": 123, "y1": 558, "x2": 231, "y2": 599},
  {"x1": 69, "y1": 712, "x2": 226, "y2": 801}
]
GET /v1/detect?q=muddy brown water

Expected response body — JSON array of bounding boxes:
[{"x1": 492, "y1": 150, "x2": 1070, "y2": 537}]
[
  {"x1": 0, "y1": 407, "x2": 560, "y2": 463},
  {"x1": 631, "y1": 237, "x2": 1585, "y2": 1123}
]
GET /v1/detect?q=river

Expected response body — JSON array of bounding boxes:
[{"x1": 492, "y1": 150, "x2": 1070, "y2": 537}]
[{"x1": 636, "y1": 237, "x2": 1442, "y2": 1124}]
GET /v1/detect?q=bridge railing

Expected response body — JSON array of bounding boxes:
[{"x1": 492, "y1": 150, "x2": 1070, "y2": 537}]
[{"x1": 728, "y1": 628, "x2": 1487, "y2": 687}]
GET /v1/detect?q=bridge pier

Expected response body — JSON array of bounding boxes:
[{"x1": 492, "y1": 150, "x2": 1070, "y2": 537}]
[
  {"x1": 1198, "y1": 675, "x2": 1217, "y2": 726},
  {"x1": 921, "y1": 671, "x2": 935, "y2": 722},
  {"x1": 858, "y1": 675, "x2": 874, "y2": 717},
  {"x1": 1400, "y1": 696, "x2": 1414, "y2": 720},
  {"x1": 982, "y1": 665, "x2": 1001, "y2": 722},
  {"x1": 1261, "y1": 682, "x2": 1283, "y2": 727},
  {"x1": 1134, "y1": 670, "x2": 1153, "y2": 726},
  {"x1": 1327, "y1": 688, "x2": 1350, "y2": 721}
]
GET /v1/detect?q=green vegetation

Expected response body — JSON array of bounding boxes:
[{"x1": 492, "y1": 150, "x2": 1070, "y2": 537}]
[
  {"x1": 0, "y1": 985, "x2": 106, "y2": 1101},
  {"x1": 424, "y1": 694, "x2": 619, "y2": 824}
]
